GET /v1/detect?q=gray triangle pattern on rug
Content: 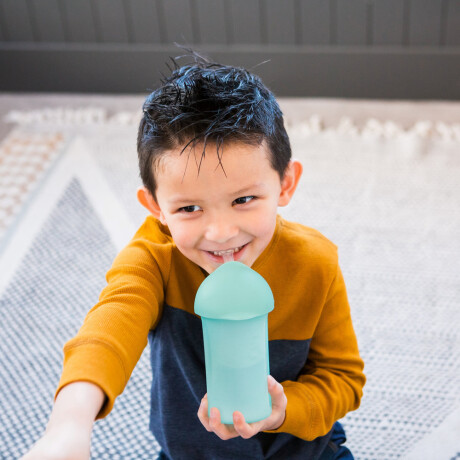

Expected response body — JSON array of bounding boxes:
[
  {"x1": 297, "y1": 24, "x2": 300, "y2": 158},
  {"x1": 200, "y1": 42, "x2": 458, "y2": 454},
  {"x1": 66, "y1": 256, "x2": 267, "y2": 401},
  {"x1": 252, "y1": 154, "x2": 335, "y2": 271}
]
[
  {"x1": 1, "y1": 105, "x2": 459, "y2": 459},
  {"x1": 0, "y1": 178, "x2": 159, "y2": 459}
]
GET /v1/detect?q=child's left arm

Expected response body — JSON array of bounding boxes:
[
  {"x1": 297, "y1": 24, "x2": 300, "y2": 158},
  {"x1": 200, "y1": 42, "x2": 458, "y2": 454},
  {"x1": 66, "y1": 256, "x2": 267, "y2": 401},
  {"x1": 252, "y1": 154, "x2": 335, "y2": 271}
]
[
  {"x1": 197, "y1": 375, "x2": 287, "y2": 440},
  {"x1": 263, "y1": 263, "x2": 366, "y2": 441}
]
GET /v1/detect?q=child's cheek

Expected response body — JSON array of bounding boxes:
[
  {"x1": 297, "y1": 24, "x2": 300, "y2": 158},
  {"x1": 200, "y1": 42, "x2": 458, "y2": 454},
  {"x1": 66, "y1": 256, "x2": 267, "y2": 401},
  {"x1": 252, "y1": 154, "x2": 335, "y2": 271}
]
[
  {"x1": 171, "y1": 221, "x2": 198, "y2": 250},
  {"x1": 251, "y1": 209, "x2": 277, "y2": 237}
]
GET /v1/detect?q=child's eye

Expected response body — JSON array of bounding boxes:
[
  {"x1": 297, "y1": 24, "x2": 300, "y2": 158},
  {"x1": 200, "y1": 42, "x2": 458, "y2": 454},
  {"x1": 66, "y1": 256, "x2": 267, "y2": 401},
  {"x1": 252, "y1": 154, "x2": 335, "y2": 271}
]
[
  {"x1": 233, "y1": 196, "x2": 255, "y2": 205},
  {"x1": 178, "y1": 205, "x2": 202, "y2": 213}
]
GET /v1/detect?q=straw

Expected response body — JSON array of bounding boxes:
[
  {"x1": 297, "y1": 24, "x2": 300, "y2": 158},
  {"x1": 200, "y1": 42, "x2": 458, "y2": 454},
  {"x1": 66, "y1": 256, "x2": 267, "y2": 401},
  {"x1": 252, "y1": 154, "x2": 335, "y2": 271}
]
[{"x1": 222, "y1": 252, "x2": 234, "y2": 263}]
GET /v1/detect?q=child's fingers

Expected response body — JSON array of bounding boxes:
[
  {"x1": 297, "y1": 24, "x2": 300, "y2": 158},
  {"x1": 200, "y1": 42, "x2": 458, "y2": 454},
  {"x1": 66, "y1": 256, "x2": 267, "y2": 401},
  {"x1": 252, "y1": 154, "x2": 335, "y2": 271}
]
[
  {"x1": 198, "y1": 383, "x2": 286, "y2": 440},
  {"x1": 232, "y1": 376, "x2": 287, "y2": 439},
  {"x1": 208, "y1": 407, "x2": 238, "y2": 440},
  {"x1": 263, "y1": 375, "x2": 287, "y2": 430},
  {"x1": 232, "y1": 411, "x2": 259, "y2": 439},
  {"x1": 197, "y1": 395, "x2": 212, "y2": 432},
  {"x1": 197, "y1": 396, "x2": 239, "y2": 440},
  {"x1": 267, "y1": 375, "x2": 288, "y2": 411}
]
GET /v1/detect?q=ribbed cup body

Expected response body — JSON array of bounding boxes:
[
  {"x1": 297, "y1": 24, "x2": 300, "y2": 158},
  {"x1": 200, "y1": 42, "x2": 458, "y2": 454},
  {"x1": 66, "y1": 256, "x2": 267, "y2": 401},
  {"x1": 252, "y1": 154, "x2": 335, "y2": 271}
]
[{"x1": 201, "y1": 315, "x2": 271, "y2": 424}]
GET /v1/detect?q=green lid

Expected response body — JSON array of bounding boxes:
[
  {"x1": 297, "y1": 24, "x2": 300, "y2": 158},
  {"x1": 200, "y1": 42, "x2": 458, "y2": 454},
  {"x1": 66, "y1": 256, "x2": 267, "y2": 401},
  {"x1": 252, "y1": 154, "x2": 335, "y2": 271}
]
[{"x1": 194, "y1": 261, "x2": 274, "y2": 320}]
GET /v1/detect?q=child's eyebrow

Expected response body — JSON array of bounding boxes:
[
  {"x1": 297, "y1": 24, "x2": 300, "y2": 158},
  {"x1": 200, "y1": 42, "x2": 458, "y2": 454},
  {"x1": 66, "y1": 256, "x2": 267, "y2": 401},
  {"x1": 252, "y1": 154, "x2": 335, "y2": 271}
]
[
  {"x1": 168, "y1": 196, "x2": 204, "y2": 205},
  {"x1": 231, "y1": 184, "x2": 266, "y2": 196}
]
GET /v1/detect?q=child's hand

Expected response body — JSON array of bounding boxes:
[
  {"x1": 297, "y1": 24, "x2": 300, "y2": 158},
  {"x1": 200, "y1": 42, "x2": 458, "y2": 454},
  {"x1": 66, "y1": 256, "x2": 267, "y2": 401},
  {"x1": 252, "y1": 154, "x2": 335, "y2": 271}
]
[{"x1": 197, "y1": 375, "x2": 287, "y2": 440}]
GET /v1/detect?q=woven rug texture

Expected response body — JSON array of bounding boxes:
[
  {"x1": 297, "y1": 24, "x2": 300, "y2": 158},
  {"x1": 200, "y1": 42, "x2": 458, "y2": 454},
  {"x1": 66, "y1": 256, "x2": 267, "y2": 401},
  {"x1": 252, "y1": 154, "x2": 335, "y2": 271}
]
[{"x1": 0, "y1": 96, "x2": 459, "y2": 460}]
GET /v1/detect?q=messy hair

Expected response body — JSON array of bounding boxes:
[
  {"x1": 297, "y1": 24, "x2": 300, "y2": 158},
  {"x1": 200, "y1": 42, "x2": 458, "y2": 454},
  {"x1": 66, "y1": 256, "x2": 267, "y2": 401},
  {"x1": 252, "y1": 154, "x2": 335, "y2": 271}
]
[{"x1": 137, "y1": 50, "x2": 291, "y2": 198}]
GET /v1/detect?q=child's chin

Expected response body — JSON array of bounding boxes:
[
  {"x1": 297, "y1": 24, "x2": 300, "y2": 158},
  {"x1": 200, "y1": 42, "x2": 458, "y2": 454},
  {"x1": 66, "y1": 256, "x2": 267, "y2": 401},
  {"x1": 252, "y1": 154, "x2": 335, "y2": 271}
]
[
  {"x1": 198, "y1": 261, "x2": 218, "y2": 275},
  {"x1": 198, "y1": 259, "x2": 232, "y2": 275}
]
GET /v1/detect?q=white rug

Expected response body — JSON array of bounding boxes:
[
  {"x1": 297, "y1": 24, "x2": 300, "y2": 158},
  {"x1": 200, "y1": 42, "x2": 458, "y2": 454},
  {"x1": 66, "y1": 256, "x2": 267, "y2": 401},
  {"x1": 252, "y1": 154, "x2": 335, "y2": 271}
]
[{"x1": 0, "y1": 102, "x2": 459, "y2": 459}]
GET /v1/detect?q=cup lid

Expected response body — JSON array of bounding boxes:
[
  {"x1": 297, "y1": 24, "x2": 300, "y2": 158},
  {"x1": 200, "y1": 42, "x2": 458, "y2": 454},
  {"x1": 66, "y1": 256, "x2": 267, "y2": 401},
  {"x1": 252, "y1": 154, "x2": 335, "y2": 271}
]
[{"x1": 194, "y1": 261, "x2": 274, "y2": 320}]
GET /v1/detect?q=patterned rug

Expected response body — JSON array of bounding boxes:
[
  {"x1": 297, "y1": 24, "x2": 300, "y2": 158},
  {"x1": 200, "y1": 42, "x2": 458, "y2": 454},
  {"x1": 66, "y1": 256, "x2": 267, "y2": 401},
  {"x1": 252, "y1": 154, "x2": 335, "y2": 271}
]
[{"x1": 0, "y1": 103, "x2": 459, "y2": 460}]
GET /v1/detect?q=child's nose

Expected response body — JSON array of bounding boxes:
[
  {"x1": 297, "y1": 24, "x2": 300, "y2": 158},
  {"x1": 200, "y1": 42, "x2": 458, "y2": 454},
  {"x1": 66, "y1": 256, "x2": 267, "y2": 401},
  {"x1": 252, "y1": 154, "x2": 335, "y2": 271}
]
[{"x1": 204, "y1": 219, "x2": 239, "y2": 244}]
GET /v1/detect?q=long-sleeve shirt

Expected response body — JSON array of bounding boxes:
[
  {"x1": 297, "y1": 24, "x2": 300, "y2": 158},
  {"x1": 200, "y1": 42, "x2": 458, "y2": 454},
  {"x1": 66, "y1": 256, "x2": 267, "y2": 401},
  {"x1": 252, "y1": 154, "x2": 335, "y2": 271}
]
[{"x1": 57, "y1": 214, "x2": 365, "y2": 459}]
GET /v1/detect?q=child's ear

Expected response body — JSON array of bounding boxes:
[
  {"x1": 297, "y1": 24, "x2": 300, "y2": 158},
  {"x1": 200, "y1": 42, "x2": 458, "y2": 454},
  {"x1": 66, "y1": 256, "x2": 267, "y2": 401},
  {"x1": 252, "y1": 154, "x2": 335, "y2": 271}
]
[
  {"x1": 137, "y1": 187, "x2": 167, "y2": 224},
  {"x1": 278, "y1": 160, "x2": 303, "y2": 207}
]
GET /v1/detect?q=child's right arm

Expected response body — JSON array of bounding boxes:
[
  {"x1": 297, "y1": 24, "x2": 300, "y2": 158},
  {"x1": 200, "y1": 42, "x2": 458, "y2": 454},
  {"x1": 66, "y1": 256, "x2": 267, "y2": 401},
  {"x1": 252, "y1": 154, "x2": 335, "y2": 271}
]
[
  {"x1": 21, "y1": 381, "x2": 105, "y2": 460},
  {"x1": 23, "y1": 220, "x2": 169, "y2": 458}
]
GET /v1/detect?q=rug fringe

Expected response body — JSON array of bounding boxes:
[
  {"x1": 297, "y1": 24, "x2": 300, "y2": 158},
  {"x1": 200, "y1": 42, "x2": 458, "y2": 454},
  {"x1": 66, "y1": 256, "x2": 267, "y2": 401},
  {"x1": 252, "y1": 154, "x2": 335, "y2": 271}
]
[{"x1": 4, "y1": 108, "x2": 460, "y2": 142}]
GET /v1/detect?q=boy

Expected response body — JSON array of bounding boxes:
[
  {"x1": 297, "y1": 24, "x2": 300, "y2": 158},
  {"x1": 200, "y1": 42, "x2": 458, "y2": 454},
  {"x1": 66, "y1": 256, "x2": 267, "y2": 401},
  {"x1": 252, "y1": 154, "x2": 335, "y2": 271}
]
[{"x1": 23, "y1": 53, "x2": 365, "y2": 459}]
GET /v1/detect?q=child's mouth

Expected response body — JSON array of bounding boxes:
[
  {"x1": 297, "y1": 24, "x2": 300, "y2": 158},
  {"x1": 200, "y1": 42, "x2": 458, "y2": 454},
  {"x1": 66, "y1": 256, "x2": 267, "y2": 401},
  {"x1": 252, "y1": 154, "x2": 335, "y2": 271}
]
[{"x1": 205, "y1": 243, "x2": 248, "y2": 262}]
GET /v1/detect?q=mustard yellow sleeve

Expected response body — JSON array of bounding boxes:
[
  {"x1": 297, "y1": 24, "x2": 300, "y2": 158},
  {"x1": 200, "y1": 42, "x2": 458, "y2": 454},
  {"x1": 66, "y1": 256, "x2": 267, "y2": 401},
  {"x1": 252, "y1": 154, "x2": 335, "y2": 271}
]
[
  {"x1": 55, "y1": 237, "x2": 169, "y2": 418},
  {"x1": 265, "y1": 264, "x2": 366, "y2": 440}
]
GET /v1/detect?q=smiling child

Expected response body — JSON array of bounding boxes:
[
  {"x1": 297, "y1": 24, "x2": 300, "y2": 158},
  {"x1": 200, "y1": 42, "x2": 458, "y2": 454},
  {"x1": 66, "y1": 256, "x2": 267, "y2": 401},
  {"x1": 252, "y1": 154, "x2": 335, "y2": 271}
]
[{"x1": 23, "y1": 52, "x2": 365, "y2": 460}]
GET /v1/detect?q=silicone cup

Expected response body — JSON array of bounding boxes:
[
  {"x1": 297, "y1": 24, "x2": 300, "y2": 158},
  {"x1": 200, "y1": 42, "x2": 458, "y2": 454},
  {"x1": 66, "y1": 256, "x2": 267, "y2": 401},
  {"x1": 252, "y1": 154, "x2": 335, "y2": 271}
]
[{"x1": 195, "y1": 261, "x2": 274, "y2": 424}]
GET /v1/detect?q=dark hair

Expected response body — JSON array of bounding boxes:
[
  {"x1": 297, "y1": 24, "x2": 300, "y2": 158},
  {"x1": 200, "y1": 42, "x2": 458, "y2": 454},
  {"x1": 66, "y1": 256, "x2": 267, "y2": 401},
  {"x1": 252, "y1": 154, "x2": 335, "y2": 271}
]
[{"x1": 137, "y1": 50, "x2": 291, "y2": 198}]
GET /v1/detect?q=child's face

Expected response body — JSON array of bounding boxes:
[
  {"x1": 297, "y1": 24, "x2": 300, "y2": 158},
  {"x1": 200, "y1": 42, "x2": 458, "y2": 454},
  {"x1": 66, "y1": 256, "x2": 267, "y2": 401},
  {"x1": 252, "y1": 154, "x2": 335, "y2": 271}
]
[{"x1": 140, "y1": 141, "x2": 301, "y2": 274}]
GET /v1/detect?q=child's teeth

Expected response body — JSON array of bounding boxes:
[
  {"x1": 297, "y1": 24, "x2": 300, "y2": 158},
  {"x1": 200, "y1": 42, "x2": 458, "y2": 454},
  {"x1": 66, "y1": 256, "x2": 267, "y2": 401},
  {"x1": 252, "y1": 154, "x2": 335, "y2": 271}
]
[{"x1": 212, "y1": 246, "x2": 242, "y2": 256}]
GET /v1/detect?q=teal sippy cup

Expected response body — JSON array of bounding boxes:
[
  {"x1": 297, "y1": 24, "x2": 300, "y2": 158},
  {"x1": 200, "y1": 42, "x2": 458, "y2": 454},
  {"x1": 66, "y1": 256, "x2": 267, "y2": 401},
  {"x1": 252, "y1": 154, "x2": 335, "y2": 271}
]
[{"x1": 194, "y1": 261, "x2": 274, "y2": 424}]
